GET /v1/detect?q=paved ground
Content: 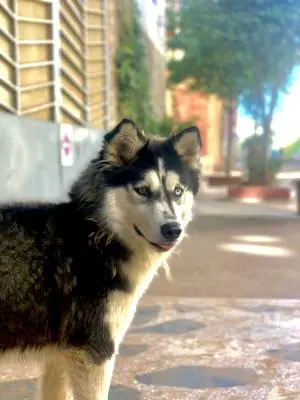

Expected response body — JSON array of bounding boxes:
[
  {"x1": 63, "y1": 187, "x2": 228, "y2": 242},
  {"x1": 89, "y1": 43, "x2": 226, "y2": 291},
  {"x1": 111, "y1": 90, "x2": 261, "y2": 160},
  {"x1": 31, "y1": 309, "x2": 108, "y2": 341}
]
[
  {"x1": 1, "y1": 194, "x2": 300, "y2": 399},
  {"x1": 150, "y1": 193, "x2": 300, "y2": 298}
]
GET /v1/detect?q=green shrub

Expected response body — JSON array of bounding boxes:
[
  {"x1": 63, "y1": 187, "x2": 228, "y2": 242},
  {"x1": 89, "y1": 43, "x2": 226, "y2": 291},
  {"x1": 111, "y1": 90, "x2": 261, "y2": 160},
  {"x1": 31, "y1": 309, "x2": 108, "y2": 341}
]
[{"x1": 242, "y1": 133, "x2": 283, "y2": 185}]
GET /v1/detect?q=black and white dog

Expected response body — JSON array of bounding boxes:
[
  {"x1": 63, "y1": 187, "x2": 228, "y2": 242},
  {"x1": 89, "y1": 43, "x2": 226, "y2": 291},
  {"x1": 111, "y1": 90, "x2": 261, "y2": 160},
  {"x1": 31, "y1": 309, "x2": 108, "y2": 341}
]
[{"x1": 0, "y1": 119, "x2": 202, "y2": 399}]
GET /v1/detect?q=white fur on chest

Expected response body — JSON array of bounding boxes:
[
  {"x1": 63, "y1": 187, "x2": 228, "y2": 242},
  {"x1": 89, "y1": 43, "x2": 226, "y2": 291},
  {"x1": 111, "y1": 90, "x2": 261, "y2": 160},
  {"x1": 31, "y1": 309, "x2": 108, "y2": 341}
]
[
  {"x1": 105, "y1": 255, "x2": 162, "y2": 350},
  {"x1": 105, "y1": 291, "x2": 138, "y2": 351}
]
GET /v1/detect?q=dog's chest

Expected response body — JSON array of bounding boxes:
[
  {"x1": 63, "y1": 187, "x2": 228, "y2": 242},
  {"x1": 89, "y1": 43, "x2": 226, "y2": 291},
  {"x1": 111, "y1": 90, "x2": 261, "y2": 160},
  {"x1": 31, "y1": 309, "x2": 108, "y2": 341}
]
[
  {"x1": 105, "y1": 291, "x2": 138, "y2": 351},
  {"x1": 105, "y1": 259, "x2": 160, "y2": 350}
]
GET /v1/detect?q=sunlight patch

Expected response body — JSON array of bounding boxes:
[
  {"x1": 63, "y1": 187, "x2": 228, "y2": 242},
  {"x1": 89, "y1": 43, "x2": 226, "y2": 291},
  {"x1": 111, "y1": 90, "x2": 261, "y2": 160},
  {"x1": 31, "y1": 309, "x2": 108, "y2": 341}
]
[
  {"x1": 232, "y1": 235, "x2": 282, "y2": 244},
  {"x1": 218, "y1": 243, "x2": 294, "y2": 258}
]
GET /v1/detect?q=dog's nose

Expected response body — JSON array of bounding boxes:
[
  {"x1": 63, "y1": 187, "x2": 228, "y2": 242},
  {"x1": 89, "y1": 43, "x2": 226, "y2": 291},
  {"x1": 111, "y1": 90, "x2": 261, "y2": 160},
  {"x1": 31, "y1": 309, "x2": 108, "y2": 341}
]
[{"x1": 160, "y1": 223, "x2": 182, "y2": 241}]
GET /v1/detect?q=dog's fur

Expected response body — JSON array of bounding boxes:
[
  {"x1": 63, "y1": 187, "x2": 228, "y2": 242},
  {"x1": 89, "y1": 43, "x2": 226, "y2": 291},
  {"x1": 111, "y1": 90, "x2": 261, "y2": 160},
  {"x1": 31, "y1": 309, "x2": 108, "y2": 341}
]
[{"x1": 0, "y1": 119, "x2": 201, "y2": 399}]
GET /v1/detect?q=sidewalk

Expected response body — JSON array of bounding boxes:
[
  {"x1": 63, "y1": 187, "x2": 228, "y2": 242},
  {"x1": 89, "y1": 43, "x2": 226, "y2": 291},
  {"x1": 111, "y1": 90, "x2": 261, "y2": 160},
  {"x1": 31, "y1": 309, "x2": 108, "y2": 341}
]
[{"x1": 150, "y1": 193, "x2": 300, "y2": 298}]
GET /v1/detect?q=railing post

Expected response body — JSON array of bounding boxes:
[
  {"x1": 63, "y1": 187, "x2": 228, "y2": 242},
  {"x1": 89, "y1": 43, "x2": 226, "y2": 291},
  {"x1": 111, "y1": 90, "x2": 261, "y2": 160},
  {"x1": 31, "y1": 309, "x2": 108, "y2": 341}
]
[{"x1": 51, "y1": 0, "x2": 61, "y2": 123}]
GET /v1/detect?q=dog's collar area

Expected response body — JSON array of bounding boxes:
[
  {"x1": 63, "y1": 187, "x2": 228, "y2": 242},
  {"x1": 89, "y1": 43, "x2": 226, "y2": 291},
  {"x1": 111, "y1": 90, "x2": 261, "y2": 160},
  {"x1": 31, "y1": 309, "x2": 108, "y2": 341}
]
[{"x1": 133, "y1": 225, "x2": 175, "y2": 252}]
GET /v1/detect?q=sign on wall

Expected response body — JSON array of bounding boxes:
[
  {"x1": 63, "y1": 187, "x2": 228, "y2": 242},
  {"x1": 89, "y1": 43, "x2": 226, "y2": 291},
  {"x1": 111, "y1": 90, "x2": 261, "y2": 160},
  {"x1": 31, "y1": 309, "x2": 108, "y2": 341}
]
[{"x1": 60, "y1": 124, "x2": 74, "y2": 167}]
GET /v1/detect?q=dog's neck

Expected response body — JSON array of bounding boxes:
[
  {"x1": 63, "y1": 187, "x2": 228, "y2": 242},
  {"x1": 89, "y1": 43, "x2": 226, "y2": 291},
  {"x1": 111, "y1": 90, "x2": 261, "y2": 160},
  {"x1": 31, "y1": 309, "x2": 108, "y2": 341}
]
[
  {"x1": 126, "y1": 242, "x2": 171, "y2": 296},
  {"x1": 83, "y1": 214, "x2": 167, "y2": 290}
]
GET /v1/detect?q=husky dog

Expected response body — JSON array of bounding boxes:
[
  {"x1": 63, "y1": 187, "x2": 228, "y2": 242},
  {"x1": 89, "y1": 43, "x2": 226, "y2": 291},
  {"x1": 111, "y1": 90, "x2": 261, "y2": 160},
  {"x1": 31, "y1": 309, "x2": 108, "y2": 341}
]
[{"x1": 0, "y1": 118, "x2": 201, "y2": 399}]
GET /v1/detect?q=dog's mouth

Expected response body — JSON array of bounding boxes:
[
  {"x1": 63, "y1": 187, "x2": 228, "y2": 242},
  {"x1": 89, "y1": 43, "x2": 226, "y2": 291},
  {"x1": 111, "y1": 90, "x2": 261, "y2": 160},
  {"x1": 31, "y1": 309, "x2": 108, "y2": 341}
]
[{"x1": 134, "y1": 225, "x2": 176, "y2": 252}]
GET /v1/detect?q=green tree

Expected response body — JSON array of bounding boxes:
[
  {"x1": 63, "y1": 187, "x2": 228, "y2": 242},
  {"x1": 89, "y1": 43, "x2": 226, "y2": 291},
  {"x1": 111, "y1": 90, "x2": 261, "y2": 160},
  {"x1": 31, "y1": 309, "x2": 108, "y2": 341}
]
[
  {"x1": 115, "y1": 1, "x2": 156, "y2": 132},
  {"x1": 168, "y1": 0, "x2": 300, "y2": 184}
]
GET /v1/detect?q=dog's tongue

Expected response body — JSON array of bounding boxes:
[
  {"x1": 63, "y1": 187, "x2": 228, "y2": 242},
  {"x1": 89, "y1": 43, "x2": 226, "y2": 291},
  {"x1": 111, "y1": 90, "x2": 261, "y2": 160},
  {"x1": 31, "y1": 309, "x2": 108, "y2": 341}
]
[{"x1": 159, "y1": 243, "x2": 175, "y2": 251}]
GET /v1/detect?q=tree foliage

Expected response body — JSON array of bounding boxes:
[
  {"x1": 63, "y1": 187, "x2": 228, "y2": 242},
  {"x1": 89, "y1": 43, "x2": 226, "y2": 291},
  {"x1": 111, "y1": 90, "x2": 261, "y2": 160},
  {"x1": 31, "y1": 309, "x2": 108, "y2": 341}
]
[
  {"x1": 242, "y1": 133, "x2": 283, "y2": 185},
  {"x1": 168, "y1": 0, "x2": 300, "y2": 102},
  {"x1": 115, "y1": 1, "x2": 156, "y2": 132},
  {"x1": 167, "y1": 0, "x2": 300, "y2": 182}
]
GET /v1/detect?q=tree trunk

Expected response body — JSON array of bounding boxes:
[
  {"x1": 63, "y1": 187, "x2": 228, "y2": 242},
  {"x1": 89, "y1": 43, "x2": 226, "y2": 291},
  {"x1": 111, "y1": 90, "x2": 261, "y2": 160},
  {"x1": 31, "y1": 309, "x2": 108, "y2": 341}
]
[
  {"x1": 262, "y1": 119, "x2": 271, "y2": 185},
  {"x1": 261, "y1": 85, "x2": 278, "y2": 186},
  {"x1": 225, "y1": 102, "x2": 235, "y2": 196}
]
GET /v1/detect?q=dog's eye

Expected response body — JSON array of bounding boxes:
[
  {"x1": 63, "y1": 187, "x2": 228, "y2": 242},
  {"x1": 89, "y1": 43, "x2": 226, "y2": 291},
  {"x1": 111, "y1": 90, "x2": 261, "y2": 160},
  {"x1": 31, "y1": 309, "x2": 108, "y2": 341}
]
[
  {"x1": 174, "y1": 186, "x2": 184, "y2": 197},
  {"x1": 134, "y1": 186, "x2": 151, "y2": 198}
]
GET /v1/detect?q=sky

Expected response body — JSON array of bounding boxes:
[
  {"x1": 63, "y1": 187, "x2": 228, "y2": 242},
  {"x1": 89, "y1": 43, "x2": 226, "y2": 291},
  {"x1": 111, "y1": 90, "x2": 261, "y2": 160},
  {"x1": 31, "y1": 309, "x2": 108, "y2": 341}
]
[{"x1": 236, "y1": 67, "x2": 300, "y2": 149}]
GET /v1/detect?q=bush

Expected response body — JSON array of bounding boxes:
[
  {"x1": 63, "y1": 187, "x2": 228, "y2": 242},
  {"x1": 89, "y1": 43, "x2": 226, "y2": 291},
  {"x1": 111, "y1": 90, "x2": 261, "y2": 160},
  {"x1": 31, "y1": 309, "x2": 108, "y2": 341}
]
[{"x1": 242, "y1": 133, "x2": 283, "y2": 185}]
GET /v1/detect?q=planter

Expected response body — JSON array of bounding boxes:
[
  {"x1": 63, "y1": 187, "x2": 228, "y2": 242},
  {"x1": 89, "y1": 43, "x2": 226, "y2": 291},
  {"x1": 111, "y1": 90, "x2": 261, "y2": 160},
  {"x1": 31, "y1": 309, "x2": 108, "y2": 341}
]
[
  {"x1": 207, "y1": 175, "x2": 242, "y2": 187},
  {"x1": 229, "y1": 185, "x2": 291, "y2": 202}
]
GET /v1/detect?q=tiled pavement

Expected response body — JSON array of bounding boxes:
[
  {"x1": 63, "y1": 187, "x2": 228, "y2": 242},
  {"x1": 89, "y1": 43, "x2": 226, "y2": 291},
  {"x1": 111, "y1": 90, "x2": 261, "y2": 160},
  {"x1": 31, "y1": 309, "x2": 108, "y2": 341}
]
[
  {"x1": 1, "y1": 197, "x2": 300, "y2": 399},
  {"x1": 2, "y1": 298, "x2": 300, "y2": 399},
  {"x1": 115, "y1": 297, "x2": 300, "y2": 399}
]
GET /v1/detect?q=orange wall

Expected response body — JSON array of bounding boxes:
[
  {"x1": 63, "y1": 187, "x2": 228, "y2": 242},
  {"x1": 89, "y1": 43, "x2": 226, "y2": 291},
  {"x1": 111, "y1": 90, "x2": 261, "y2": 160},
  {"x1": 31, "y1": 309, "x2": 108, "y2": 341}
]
[
  {"x1": 171, "y1": 85, "x2": 209, "y2": 154},
  {"x1": 169, "y1": 83, "x2": 224, "y2": 169}
]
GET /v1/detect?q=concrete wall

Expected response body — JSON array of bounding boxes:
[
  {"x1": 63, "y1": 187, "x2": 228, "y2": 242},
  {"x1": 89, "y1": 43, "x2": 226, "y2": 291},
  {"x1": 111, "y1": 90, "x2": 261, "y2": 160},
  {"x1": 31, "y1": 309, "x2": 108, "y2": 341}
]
[{"x1": 0, "y1": 113, "x2": 104, "y2": 203}]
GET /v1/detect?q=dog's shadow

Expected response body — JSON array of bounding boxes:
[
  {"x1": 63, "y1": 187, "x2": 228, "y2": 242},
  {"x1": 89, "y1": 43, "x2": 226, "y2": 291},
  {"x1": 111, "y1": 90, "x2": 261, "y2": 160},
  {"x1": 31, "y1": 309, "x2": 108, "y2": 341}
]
[{"x1": 0, "y1": 379, "x2": 140, "y2": 400}]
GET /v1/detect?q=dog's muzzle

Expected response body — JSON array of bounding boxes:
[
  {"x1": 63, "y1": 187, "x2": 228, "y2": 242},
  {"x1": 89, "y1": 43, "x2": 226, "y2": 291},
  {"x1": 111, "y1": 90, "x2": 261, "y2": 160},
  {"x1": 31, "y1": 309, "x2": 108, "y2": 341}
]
[{"x1": 134, "y1": 225, "x2": 179, "y2": 252}]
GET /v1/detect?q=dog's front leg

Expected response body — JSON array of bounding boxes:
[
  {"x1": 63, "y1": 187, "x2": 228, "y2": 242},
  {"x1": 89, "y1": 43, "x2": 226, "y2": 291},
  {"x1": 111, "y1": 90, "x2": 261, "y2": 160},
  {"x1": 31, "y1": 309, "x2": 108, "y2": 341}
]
[
  {"x1": 67, "y1": 350, "x2": 116, "y2": 400},
  {"x1": 38, "y1": 358, "x2": 70, "y2": 400}
]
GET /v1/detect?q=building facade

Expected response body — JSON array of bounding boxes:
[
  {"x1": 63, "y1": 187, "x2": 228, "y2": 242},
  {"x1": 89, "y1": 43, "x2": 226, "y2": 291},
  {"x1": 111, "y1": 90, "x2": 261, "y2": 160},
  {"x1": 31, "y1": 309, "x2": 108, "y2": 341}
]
[
  {"x1": 0, "y1": 0, "x2": 168, "y2": 204},
  {"x1": 0, "y1": 0, "x2": 166, "y2": 128},
  {"x1": 0, "y1": 0, "x2": 118, "y2": 130}
]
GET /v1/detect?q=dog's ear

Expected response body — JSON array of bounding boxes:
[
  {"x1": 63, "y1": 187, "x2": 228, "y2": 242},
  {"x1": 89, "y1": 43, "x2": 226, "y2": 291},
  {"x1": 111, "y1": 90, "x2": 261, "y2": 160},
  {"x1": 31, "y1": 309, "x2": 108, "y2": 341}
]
[
  {"x1": 104, "y1": 118, "x2": 146, "y2": 165},
  {"x1": 172, "y1": 126, "x2": 202, "y2": 169}
]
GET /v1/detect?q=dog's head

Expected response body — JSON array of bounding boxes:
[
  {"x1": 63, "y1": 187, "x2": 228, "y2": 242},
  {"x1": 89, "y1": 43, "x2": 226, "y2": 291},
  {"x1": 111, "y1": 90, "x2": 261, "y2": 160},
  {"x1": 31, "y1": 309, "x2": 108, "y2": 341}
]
[
  {"x1": 99, "y1": 118, "x2": 202, "y2": 253},
  {"x1": 71, "y1": 119, "x2": 201, "y2": 253}
]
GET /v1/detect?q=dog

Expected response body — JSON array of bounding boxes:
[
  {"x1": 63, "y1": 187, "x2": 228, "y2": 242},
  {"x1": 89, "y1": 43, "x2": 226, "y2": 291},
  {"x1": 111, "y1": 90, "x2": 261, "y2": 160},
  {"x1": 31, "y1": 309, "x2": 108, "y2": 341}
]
[{"x1": 0, "y1": 118, "x2": 202, "y2": 399}]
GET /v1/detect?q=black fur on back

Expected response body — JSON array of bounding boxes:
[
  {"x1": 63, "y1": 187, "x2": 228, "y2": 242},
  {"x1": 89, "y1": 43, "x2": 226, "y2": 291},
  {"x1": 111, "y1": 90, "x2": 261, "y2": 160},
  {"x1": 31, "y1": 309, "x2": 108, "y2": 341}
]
[{"x1": 0, "y1": 200, "x2": 130, "y2": 362}]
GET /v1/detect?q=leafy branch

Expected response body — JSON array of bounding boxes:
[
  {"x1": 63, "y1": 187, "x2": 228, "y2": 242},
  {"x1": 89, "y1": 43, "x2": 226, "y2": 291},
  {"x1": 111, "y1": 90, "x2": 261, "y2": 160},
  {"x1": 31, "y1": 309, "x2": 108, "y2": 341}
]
[{"x1": 115, "y1": 0, "x2": 156, "y2": 132}]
